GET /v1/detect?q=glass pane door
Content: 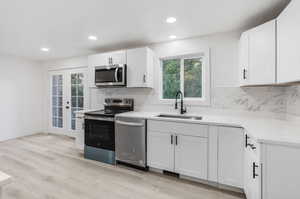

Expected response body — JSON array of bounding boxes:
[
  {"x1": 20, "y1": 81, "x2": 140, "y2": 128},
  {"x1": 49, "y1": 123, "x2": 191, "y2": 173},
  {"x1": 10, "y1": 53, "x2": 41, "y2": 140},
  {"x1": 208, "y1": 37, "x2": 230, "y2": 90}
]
[
  {"x1": 70, "y1": 73, "x2": 84, "y2": 130},
  {"x1": 49, "y1": 68, "x2": 87, "y2": 136},
  {"x1": 51, "y1": 75, "x2": 64, "y2": 128}
]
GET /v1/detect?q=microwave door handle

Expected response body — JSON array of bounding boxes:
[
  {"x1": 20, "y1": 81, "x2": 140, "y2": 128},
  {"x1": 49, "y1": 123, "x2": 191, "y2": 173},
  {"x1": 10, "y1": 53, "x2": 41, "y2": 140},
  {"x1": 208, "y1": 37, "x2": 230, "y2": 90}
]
[{"x1": 115, "y1": 67, "x2": 119, "y2": 82}]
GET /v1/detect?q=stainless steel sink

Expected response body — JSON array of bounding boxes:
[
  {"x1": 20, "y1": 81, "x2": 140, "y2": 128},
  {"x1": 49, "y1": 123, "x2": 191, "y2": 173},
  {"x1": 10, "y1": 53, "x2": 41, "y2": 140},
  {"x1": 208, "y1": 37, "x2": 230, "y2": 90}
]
[{"x1": 157, "y1": 114, "x2": 202, "y2": 120}]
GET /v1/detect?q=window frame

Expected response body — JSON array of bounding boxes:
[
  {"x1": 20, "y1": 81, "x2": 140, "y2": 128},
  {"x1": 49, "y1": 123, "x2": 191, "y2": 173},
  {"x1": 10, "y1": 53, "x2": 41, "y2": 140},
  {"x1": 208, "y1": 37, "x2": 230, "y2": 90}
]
[{"x1": 159, "y1": 49, "x2": 211, "y2": 106}]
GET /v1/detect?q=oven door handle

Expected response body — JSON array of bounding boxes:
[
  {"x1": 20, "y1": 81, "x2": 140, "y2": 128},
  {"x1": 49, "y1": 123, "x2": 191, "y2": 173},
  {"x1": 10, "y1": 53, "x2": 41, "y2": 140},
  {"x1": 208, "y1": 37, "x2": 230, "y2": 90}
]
[
  {"x1": 114, "y1": 67, "x2": 119, "y2": 82},
  {"x1": 116, "y1": 120, "x2": 144, "y2": 127}
]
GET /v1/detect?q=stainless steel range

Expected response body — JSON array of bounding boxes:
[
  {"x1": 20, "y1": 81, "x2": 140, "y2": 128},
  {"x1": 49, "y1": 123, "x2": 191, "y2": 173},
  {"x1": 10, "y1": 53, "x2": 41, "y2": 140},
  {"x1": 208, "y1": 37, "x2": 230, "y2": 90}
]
[{"x1": 84, "y1": 98, "x2": 134, "y2": 165}]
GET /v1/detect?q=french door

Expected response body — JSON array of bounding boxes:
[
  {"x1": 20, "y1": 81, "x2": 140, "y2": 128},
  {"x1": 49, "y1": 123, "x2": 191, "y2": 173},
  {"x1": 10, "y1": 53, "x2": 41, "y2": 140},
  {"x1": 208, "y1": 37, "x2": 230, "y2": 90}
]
[{"x1": 49, "y1": 68, "x2": 88, "y2": 136}]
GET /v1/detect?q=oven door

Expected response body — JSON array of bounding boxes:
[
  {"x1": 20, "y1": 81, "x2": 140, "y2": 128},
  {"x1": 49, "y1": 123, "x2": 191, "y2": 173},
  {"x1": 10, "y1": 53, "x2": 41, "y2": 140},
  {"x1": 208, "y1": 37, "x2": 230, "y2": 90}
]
[
  {"x1": 95, "y1": 64, "x2": 126, "y2": 86},
  {"x1": 84, "y1": 117, "x2": 115, "y2": 151}
]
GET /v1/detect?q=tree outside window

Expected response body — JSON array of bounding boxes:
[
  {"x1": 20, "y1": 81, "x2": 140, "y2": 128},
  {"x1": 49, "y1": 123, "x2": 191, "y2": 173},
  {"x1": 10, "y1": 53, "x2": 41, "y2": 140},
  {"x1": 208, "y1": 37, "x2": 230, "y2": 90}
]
[{"x1": 162, "y1": 56, "x2": 203, "y2": 100}]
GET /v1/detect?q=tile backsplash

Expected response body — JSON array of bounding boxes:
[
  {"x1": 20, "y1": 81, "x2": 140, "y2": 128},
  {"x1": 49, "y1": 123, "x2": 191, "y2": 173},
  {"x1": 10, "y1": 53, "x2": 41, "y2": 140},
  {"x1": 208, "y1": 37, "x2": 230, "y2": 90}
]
[
  {"x1": 89, "y1": 86, "x2": 289, "y2": 117},
  {"x1": 286, "y1": 86, "x2": 300, "y2": 116}
]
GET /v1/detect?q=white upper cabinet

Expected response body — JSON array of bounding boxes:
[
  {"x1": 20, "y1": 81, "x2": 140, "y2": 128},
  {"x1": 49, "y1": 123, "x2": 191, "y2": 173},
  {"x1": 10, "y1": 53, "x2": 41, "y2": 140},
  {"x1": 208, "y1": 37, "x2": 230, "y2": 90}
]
[
  {"x1": 108, "y1": 50, "x2": 127, "y2": 65},
  {"x1": 126, "y1": 47, "x2": 154, "y2": 88},
  {"x1": 239, "y1": 32, "x2": 249, "y2": 86},
  {"x1": 277, "y1": 1, "x2": 300, "y2": 83},
  {"x1": 88, "y1": 47, "x2": 154, "y2": 88},
  {"x1": 239, "y1": 20, "x2": 276, "y2": 86}
]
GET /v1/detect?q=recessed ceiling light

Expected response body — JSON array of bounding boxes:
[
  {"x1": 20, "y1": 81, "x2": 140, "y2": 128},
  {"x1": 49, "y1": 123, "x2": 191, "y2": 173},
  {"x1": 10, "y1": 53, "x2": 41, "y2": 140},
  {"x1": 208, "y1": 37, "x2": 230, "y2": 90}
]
[
  {"x1": 40, "y1": 47, "x2": 50, "y2": 52},
  {"x1": 88, "y1": 35, "x2": 98, "y2": 41},
  {"x1": 166, "y1": 17, "x2": 177, "y2": 24},
  {"x1": 169, "y1": 35, "x2": 177, "y2": 39}
]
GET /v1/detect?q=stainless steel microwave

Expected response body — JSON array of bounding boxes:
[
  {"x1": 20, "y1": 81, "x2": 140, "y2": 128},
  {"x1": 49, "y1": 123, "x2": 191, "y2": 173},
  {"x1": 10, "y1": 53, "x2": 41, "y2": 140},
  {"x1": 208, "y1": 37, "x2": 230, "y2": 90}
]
[{"x1": 95, "y1": 64, "x2": 126, "y2": 87}]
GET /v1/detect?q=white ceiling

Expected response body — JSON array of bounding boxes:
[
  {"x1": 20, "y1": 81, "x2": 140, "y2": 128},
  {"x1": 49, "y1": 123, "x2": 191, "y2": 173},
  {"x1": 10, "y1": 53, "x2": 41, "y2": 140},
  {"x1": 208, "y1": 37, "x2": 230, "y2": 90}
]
[{"x1": 0, "y1": 0, "x2": 290, "y2": 61}]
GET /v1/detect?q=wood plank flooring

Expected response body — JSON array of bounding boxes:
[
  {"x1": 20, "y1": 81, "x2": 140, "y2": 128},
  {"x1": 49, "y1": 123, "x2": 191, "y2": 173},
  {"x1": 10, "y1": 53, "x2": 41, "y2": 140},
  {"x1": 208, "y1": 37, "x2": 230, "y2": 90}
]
[{"x1": 0, "y1": 133, "x2": 245, "y2": 199}]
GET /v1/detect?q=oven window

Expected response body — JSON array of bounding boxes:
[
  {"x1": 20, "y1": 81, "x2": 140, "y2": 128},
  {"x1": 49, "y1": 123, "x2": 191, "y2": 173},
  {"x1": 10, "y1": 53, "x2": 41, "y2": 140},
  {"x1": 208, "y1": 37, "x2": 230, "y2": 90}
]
[
  {"x1": 95, "y1": 68, "x2": 116, "y2": 83},
  {"x1": 85, "y1": 119, "x2": 115, "y2": 151}
]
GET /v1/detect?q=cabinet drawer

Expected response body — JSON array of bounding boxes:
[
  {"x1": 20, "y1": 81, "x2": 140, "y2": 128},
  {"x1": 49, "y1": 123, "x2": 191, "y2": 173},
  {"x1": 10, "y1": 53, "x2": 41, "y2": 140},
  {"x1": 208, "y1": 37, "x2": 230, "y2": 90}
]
[{"x1": 148, "y1": 120, "x2": 208, "y2": 137}]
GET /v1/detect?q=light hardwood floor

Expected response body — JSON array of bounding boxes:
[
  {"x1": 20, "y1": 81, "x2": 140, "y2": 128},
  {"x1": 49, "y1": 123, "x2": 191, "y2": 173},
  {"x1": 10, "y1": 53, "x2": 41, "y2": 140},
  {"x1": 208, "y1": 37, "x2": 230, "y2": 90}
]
[{"x1": 0, "y1": 133, "x2": 245, "y2": 199}]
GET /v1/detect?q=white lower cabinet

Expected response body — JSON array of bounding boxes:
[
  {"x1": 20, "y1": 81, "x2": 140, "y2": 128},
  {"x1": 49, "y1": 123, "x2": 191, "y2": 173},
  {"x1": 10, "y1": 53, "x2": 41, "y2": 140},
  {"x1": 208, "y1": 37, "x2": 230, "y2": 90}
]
[
  {"x1": 147, "y1": 120, "x2": 208, "y2": 181},
  {"x1": 262, "y1": 144, "x2": 300, "y2": 199},
  {"x1": 244, "y1": 146, "x2": 261, "y2": 199},
  {"x1": 175, "y1": 135, "x2": 208, "y2": 179},
  {"x1": 147, "y1": 120, "x2": 246, "y2": 190},
  {"x1": 244, "y1": 133, "x2": 300, "y2": 199},
  {"x1": 218, "y1": 127, "x2": 244, "y2": 188},
  {"x1": 147, "y1": 131, "x2": 174, "y2": 171}
]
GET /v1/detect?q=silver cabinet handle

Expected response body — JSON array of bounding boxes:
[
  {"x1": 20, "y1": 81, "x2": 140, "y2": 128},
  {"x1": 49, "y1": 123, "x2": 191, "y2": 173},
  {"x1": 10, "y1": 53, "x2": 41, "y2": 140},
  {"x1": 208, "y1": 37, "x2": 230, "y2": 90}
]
[
  {"x1": 115, "y1": 67, "x2": 119, "y2": 82},
  {"x1": 116, "y1": 120, "x2": 144, "y2": 127},
  {"x1": 143, "y1": 74, "x2": 146, "y2": 83}
]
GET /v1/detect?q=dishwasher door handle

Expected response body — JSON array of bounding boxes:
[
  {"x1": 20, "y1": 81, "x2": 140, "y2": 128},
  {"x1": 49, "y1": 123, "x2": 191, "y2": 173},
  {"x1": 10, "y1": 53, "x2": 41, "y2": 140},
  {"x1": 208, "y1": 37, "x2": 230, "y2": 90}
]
[{"x1": 116, "y1": 120, "x2": 144, "y2": 127}]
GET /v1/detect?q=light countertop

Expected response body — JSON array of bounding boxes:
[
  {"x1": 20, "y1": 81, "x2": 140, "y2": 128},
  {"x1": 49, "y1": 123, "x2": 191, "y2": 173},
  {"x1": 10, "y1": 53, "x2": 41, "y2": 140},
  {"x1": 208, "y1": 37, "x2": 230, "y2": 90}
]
[
  {"x1": 116, "y1": 111, "x2": 300, "y2": 147},
  {"x1": 0, "y1": 171, "x2": 11, "y2": 187}
]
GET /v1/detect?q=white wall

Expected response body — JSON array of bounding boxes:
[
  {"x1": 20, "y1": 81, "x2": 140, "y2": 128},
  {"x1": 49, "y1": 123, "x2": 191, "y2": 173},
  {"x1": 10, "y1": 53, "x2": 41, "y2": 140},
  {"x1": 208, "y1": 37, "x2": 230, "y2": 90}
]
[
  {"x1": 44, "y1": 56, "x2": 88, "y2": 70},
  {"x1": 0, "y1": 55, "x2": 44, "y2": 141},
  {"x1": 150, "y1": 31, "x2": 239, "y2": 88}
]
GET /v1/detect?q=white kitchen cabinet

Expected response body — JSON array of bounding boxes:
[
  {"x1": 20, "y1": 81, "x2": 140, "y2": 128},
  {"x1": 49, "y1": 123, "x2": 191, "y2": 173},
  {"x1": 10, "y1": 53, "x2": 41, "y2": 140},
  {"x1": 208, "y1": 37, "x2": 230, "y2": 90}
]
[
  {"x1": 244, "y1": 134, "x2": 261, "y2": 199},
  {"x1": 126, "y1": 47, "x2": 154, "y2": 88},
  {"x1": 239, "y1": 31, "x2": 249, "y2": 86},
  {"x1": 87, "y1": 50, "x2": 126, "y2": 87},
  {"x1": 262, "y1": 144, "x2": 300, "y2": 199},
  {"x1": 277, "y1": 0, "x2": 300, "y2": 83},
  {"x1": 239, "y1": 20, "x2": 276, "y2": 86},
  {"x1": 218, "y1": 127, "x2": 244, "y2": 188},
  {"x1": 147, "y1": 120, "x2": 208, "y2": 180},
  {"x1": 147, "y1": 131, "x2": 174, "y2": 171},
  {"x1": 175, "y1": 135, "x2": 208, "y2": 180}
]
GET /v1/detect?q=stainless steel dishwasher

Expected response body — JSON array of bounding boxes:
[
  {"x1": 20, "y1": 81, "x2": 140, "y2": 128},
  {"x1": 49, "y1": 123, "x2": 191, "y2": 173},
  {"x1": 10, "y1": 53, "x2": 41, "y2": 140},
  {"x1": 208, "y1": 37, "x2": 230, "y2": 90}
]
[{"x1": 115, "y1": 116, "x2": 146, "y2": 169}]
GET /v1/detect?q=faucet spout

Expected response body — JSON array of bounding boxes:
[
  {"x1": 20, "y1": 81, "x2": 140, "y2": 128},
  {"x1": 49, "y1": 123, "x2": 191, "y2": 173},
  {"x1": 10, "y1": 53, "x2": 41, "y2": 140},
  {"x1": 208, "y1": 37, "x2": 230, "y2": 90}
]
[{"x1": 175, "y1": 91, "x2": 187, "y2": 114}]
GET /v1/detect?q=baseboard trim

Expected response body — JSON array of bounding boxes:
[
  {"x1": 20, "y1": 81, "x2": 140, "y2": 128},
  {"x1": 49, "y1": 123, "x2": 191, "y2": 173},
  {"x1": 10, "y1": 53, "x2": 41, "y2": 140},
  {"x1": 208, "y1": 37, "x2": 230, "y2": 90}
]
[{"x1": 149, "y1": 167, "x2": 245, "y2": 195}]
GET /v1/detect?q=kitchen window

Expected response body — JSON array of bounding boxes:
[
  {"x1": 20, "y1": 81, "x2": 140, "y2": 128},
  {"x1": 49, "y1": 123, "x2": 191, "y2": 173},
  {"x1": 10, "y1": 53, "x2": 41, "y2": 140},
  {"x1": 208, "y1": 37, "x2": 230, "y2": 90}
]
[{"x1": 160, "y1": 51, "x2": 210, "y2": 105}]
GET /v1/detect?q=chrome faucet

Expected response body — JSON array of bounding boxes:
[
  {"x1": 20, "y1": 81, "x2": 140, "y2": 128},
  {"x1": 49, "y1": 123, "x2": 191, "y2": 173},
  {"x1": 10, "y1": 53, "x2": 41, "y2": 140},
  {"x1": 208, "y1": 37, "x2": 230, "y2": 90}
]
[{"x1": 175, "y1": 91, "x2": 187, "y2": 114}]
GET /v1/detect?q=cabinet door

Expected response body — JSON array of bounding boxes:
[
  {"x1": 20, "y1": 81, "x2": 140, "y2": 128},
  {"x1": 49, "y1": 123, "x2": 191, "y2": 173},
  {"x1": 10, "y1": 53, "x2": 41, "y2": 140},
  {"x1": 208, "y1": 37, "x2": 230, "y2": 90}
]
[
  {"x1": 244, "y1": 145, "x2": 261, "y2": 199},
  {"x1": 248, "y1": 20, "x2": 276, "y2": 85},
  {"x1": 147, "y1": 131, "x2": 174, "y2": 171},
  {"x1": 126, "y1": 47, "x2": 154, "y2": 88},
  {"x1": 277, "y1": 1, "x2": 300, "y2": 83},
  {"x1": 262, "y1": 144, "x2": 300, "y2": 199},
  {"x1": 239, "y1": 32, "x2": 249, "y2": 86},
  {"x1": 110, "y1": 50, "x2": 126, "y2": 65},
  {"x1": 218, "y1": 127, "x2": 244, "y2": 188},
  {"x1": 174, "y1": 135, "x2": 208, "y2": 180}
]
